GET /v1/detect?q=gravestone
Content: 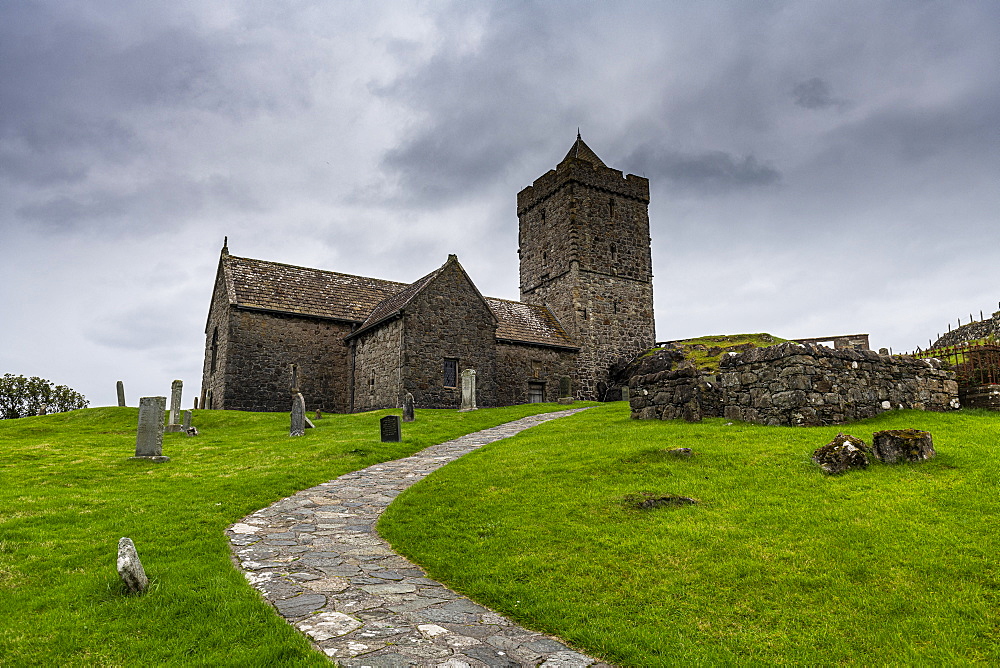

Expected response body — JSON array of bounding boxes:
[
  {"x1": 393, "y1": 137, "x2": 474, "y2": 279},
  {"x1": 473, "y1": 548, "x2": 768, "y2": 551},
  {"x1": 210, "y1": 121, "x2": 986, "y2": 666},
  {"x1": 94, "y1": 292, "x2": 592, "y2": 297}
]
[
  {"x1": 117, "y1": 537, "x2": 148, "y2": 593},
  {"x1": 380, "y1": 415, "x2": 401, "y2": 442},
  {"x1": 193, "y1": 398, "x2": 198, "y2": 410},
  {"x1": 182, "y1": 410, "x2": 192, "y2": 430},
  {"x1": 116, "y1": 380, "x2": 126, "y2": 407},
  {"x1": 290, "y1": 393, "x2": 306, "y2": 437},
  {"x1": 166, "y1": 380, "x2": 183, "y2": 433},
  {"x1": 621, "y1": 386, "x2": 630, "y2": 403},
  {"x1": 402, "y1": 392, "x2": 415, "y2": 422},
  {"x1": 36, "y1": 404, "x2": 47, "y2": 416},
  {"x1": 314, "y1": 410, "x2": 322, "y2": 420},
  {"x1": 559, "y1": 376, "x2": 572, "y2": 398},
  {"x1": 131, "y1": 396, "x2": 170, "y2": 462},
  {"x1": 459, "y1": 369, "x2": 477, "y2": 412}
]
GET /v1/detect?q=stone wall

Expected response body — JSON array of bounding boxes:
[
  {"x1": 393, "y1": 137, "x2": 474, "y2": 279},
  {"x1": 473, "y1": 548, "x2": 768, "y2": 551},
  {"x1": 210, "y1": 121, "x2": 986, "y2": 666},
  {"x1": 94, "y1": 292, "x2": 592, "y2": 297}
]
[
  {"x1": 630, "y1": 342, "x2": 959, "y2": 426},
  {"x1": 352, "y1": 318, "x2": 404, "y2": 412},
  {"x1": 494, "y1": 342, "x2": 579, "y2": 405},
  {"x1": 961, "y1": 384, "x2": 1000, "y2": 410},
  {"x1": 931, "y1": 312, "x2": 1000, "y2": 348},
  {"x1": 206, "y1": 307, "x2": 353, "y2": 413}
]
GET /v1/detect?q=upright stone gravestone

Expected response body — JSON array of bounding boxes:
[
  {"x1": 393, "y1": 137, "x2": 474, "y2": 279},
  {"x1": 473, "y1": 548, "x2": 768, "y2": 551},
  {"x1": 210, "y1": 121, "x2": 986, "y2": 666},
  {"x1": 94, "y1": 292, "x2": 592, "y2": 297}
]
[
  {"x1": 116, "y1": 380, "x2": 126, "y2": 407},
  {"x1": 166, "y1": 380, "x2": 183, "y2": 432},
  {"x1": 402, "y1": 392, "x2": 415, "y2": 422},
  {"x1": 621, "y1": 386, "x2": 630, "y2": 403},
  {"x1": 380, "y1": 415, "x2": 401, "y2": 442},
  {"x1": 182, "y1": 410, "x2": 192, "y2": 431},
  {"x1": 559, "y1": 376, "x2": 572, "y2": 398},
  {"x1": 459, "y1": 369, "x2": 477, "y2": 412},
  {"x1": 290, "y1": 393, "x2": 306, "y2": 437},
  {"x1": 131, "y1": 396, "x2": 169, "y2": 462},
  {"x1": 117, "y1": 537, "x2": 149, "y2": 594}
]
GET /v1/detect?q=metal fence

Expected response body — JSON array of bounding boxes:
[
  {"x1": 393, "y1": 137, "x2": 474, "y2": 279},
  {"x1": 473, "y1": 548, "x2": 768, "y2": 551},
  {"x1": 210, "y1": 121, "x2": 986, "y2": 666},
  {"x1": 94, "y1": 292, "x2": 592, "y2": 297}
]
[{"x1": 914, "y1": 342, "x2": 1000, "y2": 386}]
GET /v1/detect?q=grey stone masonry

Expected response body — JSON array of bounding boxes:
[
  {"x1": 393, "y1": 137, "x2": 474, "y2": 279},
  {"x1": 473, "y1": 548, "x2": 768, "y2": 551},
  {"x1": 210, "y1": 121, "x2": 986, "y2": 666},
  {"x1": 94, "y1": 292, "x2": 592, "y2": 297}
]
[
  {"x1": 227, "y1": 408, "x2": 609, "y2": 666},
  {"x1": 117, "y1": 380, "x2": 126, "y2": 407},
  {"x1": 132, "y1": 396, "x2": 169, "y2": 462},
  {"x1": 166, "y1": 380, "x2": 184, "y2": 433},
  {"x1": 631, "y1": 342, "x2": 959, "y2": 427}
]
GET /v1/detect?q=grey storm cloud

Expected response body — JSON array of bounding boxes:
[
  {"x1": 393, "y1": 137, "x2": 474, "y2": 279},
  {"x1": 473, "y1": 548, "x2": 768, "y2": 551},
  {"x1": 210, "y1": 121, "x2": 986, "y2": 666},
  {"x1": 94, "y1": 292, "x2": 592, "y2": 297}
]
[
  {"x1": 792, "y1": 77, "x2": 845, "y2": 110},
  {"x1": 623, "y1": 145, "x2": 781, "y2": 192}
]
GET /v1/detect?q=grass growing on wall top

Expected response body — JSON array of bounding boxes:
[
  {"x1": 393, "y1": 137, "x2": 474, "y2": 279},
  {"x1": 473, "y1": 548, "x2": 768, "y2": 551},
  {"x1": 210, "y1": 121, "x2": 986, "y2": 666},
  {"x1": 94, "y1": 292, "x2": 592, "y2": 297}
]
[
  {"x1": 0, "y1": 402, "x2": 576, "y2": 666},
  {"x1": 378, "y1": 403, "x2": 1000, "y2": 666}
]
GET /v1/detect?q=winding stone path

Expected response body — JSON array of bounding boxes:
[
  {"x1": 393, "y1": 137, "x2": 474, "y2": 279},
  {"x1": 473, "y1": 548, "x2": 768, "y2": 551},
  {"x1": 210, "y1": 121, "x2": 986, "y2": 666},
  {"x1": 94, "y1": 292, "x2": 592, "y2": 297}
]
[{"x1": 227, "y1": 408, "x2": 611, "y2": 667}]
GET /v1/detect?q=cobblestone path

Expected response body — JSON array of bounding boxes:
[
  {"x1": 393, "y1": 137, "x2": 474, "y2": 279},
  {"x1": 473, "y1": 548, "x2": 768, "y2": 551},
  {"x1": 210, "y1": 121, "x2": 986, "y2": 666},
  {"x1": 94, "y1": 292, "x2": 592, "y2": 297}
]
[{"x1": 227, "y1": 408, "x2": 612, "y2": 667}]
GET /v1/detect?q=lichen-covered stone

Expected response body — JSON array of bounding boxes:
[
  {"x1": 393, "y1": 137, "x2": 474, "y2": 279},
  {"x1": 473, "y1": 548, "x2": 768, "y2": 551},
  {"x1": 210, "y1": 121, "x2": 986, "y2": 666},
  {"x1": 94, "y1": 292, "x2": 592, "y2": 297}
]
[
  {"x1": 117, "y1": 537, "x2": 148, "y2": 594},
  {"x1": 812, "y1": 433, "x2": 871, "y2": 475},
  {"x1": 872, "y1": 429, "x2": 935, "y2": 463}
]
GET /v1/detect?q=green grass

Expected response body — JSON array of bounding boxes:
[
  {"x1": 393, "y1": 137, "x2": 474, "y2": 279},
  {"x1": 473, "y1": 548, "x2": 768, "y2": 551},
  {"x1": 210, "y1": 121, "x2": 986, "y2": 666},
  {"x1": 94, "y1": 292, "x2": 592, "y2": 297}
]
[
  {"x1": 378, "y1": 403, "x2": 1000, "y2": 666},
  {"x1": 0, "y1": 403, "x2": 574, "y2": 666}
]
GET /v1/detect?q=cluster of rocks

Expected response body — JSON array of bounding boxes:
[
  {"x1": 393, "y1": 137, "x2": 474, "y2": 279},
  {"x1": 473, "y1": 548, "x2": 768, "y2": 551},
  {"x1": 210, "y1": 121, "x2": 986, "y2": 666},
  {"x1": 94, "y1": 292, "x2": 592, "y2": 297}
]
[
  {"x1": 629, "y1": 342, "x2": 959, "y2": 427},
  {"x1": 812, "y1": 429, "x2": 936, "y2": 475}
]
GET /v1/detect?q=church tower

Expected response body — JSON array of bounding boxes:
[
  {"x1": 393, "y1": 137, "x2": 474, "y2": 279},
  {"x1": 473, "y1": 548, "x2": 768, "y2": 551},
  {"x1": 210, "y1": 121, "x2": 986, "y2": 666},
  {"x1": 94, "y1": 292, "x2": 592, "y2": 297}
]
[{"x1": 517, "y1": 133, "x2": 655, "y2": 399}]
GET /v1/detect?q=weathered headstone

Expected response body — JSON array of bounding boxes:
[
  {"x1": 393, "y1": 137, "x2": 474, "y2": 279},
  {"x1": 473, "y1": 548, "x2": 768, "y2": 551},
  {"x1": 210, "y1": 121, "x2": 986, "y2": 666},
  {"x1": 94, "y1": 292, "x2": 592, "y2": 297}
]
[
  {"x1": 621, "y1": 386, "x2": 630, "y2": 402},
  {"x1": 314, "y1": 409, "x2": 322, "y2": 420},
  {"x1": 380, "y1": 415, "x2": 401, "y2": 442},
  {"x1": 559, "y1": 376, "x2": 572, "y2": 398},
  {"x1": 402, "y1": 392, "x2": 415, "y2": 422},
  {"x1": 36, "y1": 404, "x2": 47, "y2": 416},
  {"x1": 872, "y1": 429, "x2": 935, "y2": 464},
  {"x1": 131, "y1": 396, "x2": 170, "y2": 462},
  {"x1": 812, "y1": 433, "x2": 870, "y2": 475},
  {"x1": 193, "y1": 397, "x2": 198, "y2": 410},
  {"x1": 116, "y1": 380, "x2": 126, "y2": 407},
  {"x1": 290, "y1": 393, "x2": 306, "y2": 437},
  {"x1": 182, "y1": 410, "x2": 192, "y2": 431},
  {"x1": 117, "y1": 537, "x2": 148, "y2": 593},
  {"x1": 166, "y1": 380, "x2": 183, "y2": 432},
  {"x1": 459, "y1": 369, "x2": 477, "y2": 412}
]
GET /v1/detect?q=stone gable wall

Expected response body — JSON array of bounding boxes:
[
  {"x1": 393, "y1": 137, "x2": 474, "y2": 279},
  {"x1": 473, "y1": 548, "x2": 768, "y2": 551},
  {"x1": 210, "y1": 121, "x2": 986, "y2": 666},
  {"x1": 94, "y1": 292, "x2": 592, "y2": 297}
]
[
  {"x1": 201, "y1": 267, "x2": 232, "y2": 410},
  {"x1": 352, "y1": 318, "x2": 404, "y2": 412},
  {"x1": 399, "y1": 263, "x2": 498, "y2": 408},
  {"x1": 212, "y1": 308, "x2": 353, "y2": 413},
  {"x1": 630, "y1": 343, "x2": 959, "y2": 426},
  {"x1": 494, "y1": 343, "x2": 579, "y2": 405}
]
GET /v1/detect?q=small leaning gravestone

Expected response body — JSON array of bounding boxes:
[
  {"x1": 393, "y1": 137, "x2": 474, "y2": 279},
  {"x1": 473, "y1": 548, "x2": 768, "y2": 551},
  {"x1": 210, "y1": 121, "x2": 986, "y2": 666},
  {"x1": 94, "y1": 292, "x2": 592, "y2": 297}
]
[
  {"x1": 290, "y1": 393, "x2": 306, "y2": 437},
  {"x1": 117, "y1": 537, "x2": 148, "y2": 593},
  {"x1": 402, "y1": 392, "x2": 415, "y2": 422},
  {"x1": 116, "y1": 380, "x2": 126, "y2": 407}
]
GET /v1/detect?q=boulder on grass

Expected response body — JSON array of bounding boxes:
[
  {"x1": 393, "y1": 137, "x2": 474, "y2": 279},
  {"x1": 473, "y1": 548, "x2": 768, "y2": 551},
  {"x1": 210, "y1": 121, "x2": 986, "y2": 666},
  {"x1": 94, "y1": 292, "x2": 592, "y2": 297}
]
[
  {"x1": 812, "y1": 433, "x2": 870, "y2": 475},
  {"x1": 117, "y1": 537, "x2": 148, "y2": 593},
  {"x1": 872, "y1": 429, "x2": 935, "y2": 464}
]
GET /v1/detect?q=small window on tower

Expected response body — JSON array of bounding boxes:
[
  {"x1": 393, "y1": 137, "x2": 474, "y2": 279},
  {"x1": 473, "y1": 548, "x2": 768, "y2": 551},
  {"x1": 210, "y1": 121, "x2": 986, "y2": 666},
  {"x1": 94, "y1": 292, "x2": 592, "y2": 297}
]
[
  {"x1": 443, "y1": 359, "x2": 458, "y2": 388},
  {"x1": 610, "y1": 243, "x2": 617, "y2": 261},
  {"x1": 542, "y1": 251, "x2": 547, "y2": 265},
  {"x1": 210, "y1": 327, "x2": 219, "y2": 373},
  {"x1": 369, "y1": 370, "x2": 376, "y2": 395},
  {"x1": 609, "y1": 198, "x2": 615, "y2": 219},
  {"x1": 540, "y1": 209, "x2": 546, "y2": 223}
]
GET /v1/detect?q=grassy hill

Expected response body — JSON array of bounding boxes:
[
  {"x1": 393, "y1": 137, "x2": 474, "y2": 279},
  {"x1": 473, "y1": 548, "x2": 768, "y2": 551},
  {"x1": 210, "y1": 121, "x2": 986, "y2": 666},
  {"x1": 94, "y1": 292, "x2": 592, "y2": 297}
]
[
  {"x1": 0, "y1": 403, "x2": 573, "y2": 665},
  {"x1": 379, "y1": 403, "x2": 1000, "y2": 665}
]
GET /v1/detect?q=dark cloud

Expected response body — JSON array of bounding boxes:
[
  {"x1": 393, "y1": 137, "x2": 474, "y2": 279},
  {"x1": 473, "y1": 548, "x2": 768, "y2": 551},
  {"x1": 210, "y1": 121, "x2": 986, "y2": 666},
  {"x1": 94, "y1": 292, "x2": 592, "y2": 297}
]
[
  {"x1": 624, "y1": 146, "x2": 781, "y2": 192},
  {"x1": 793, "y1": 77, "x2": 843, "y2": 110}
]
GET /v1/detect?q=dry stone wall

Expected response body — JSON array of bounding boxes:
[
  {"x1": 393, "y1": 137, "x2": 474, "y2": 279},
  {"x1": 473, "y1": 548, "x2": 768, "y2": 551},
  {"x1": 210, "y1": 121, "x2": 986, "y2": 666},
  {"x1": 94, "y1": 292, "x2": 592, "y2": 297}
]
[{"x1": 630, "y1": 342, "x2": 959, "y2": 427}]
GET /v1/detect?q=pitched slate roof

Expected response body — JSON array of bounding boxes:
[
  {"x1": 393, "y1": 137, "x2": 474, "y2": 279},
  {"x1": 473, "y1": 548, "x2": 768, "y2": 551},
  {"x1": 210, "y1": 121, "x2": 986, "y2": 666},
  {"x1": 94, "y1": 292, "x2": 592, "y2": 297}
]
[
  {"x1": 222, "y1": 253, "x2": 577, "y2": 349},
  {"x1": 224, "y1": 254, "x2": 407, "y2": 322},
  {"x1": 487, "y1": 298, "x2": 576, "y2": 349}
]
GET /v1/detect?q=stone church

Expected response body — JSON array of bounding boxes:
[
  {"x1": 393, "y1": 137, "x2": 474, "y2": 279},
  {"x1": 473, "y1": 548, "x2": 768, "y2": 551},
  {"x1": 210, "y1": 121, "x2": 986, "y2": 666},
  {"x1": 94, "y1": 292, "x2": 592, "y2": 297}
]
[{"x1": 200, "y1": 135, "x2": 655, "y2": 412}]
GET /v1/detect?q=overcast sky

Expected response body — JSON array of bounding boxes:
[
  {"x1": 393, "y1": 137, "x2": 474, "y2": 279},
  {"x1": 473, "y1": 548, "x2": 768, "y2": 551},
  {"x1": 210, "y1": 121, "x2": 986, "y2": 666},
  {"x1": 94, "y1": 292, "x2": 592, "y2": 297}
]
[{"x1": 3, "y1": 1, "x2": 999, "y2": 408}]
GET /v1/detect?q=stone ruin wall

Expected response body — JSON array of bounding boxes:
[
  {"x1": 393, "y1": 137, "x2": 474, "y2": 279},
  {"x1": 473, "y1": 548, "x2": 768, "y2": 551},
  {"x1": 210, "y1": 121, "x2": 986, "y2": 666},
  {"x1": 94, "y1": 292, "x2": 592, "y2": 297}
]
[{"x1": 629, "y1": 342, "x2": 959, "y2": 427}]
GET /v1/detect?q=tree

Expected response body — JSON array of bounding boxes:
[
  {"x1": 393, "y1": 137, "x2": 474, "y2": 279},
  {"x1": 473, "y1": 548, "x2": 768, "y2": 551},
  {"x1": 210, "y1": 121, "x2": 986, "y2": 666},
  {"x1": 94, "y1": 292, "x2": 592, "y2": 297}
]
[{"x1": 0, "y1": 374, "x2": 89, "y2": 419}]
